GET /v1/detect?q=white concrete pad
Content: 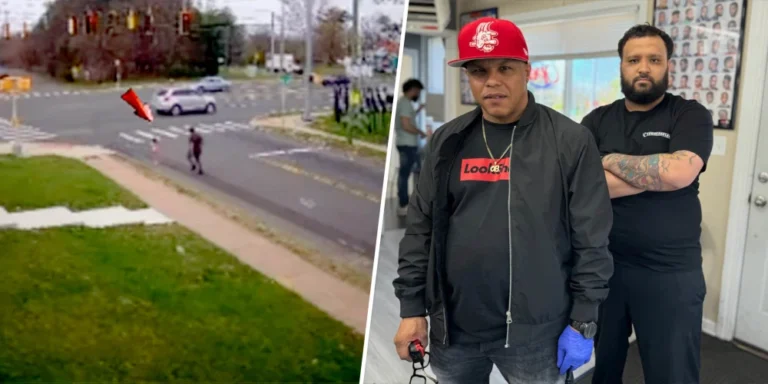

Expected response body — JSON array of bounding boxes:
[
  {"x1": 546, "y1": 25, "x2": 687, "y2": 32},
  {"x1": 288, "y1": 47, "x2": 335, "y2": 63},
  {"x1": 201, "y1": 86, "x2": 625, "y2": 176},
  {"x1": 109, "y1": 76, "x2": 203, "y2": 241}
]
[
  {"x1": 77, "y1": 206, "x2": 146, "y2": 228},
  {"x1": 131, "y1": 208, "x2": 175, "y2": 225},
  {"x1": 8, "y1": 206, "x2": 84, "y2": 230}
]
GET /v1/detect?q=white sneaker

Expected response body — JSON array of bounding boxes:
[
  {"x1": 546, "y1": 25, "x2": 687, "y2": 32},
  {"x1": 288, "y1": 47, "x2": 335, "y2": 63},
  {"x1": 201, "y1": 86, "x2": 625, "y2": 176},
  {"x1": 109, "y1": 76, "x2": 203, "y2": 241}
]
[{"x1": 396, "y1": 206, "x2": 408, "y2": 216}]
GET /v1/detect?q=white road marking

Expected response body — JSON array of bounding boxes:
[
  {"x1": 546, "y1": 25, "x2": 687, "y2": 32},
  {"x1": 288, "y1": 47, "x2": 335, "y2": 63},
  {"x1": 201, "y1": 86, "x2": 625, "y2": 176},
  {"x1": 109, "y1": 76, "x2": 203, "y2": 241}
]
[
  {"x1": 120, "y1": 133, "x2": 144, "y2": 143},
  {"x1": 168, "y1": 126, "x2": 187, "y2": 134},
  {"x1": 134, "y1": 130, "x2": 155, "y2": 139},
  {"x1": 299, "y1": 197, "x2": 316, "y2": 209},
  {"x1": 195, "y1": 125, "x2": 213, "y2": 134},
  {"x1": 248, "y1": 147, "x2": 321, "y2": 159},
  {"x1": 212, "y1": 123, "x2": 229, "y2": 132},
  {"x1": 151, "y1": 128, "x2": 177, "y2": 138}
]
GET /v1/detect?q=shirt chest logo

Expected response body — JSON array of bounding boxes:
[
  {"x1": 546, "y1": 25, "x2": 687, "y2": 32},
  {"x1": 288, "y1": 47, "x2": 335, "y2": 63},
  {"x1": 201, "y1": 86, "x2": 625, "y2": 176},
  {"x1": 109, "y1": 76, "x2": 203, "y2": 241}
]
[
  {"x1": 460, "y1": 158, "x2": 510, "y2": 182},
  {"x1": 642, "y1": 131, "x2": 671, "y2": 139}
]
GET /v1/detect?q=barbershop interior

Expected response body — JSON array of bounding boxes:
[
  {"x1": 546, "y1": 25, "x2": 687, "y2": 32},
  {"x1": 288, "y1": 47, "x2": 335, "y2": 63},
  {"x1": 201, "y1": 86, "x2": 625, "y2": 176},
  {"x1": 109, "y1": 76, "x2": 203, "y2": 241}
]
[{"x1": 365, "y1": 0, "x2": 768, "y2": 382}]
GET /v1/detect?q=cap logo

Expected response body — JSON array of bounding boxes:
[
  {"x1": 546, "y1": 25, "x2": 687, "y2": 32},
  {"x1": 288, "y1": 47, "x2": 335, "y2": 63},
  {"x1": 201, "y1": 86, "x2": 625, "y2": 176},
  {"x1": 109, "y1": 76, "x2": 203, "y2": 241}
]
[{"x1": 469, "y1": 21, "x2": 499, "y2": 53}]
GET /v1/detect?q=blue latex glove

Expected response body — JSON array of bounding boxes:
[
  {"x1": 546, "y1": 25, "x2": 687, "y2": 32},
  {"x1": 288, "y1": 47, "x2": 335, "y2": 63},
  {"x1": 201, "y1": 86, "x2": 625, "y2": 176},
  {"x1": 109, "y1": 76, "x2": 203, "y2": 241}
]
[{"x1": 556, "y1": 325, "x2": 594, "y2": 375}]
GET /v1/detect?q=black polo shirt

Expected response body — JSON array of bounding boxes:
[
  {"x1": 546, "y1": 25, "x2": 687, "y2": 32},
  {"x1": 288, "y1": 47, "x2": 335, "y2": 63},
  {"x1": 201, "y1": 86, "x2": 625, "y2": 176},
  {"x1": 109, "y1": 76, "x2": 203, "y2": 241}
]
[{"x1": 580, "y1": 93, "x2": 714, "y2": 272}]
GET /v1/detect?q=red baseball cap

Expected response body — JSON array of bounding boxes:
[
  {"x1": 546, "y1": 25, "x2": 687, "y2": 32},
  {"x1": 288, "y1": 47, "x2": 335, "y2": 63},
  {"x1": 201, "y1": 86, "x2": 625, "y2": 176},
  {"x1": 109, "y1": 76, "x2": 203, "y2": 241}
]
[{"x1": 447, "y1": 17, "x2": 529, "y2": 68}]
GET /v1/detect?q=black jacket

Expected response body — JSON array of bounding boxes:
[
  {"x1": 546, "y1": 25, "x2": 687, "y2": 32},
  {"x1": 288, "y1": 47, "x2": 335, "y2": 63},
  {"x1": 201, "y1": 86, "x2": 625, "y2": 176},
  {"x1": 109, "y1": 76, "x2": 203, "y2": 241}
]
[{"x1": 393, "y1": 92, "x2": 614, "y2": 346}]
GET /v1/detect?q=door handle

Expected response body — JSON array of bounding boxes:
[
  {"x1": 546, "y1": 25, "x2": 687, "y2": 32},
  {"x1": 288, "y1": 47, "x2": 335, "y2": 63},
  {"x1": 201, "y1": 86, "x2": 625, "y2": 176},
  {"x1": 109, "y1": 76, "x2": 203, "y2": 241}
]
[
  {"x1": 755, "y1": 195, "x2": 767, "y2": 208},
  {"x1": 759, "y1": 172, "x2": 768, "y2": 183}
]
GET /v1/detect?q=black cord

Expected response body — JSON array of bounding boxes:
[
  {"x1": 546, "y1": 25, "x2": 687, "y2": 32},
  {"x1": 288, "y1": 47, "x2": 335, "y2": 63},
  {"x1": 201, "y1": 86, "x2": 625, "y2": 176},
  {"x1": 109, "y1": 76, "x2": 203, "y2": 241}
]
[
  {"x1": 409, "y1": 351, "x2": 438, "y2": 384},
  {"x1": 565, "y1": 369, "x2": 575, "y2": 384}
]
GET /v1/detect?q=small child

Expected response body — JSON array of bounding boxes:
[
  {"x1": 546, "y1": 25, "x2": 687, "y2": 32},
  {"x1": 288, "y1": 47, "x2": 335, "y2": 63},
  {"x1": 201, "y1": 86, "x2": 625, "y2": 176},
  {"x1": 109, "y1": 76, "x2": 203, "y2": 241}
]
[{"x1": 150, "y1": 137, "x2": 159, "y2": 165}]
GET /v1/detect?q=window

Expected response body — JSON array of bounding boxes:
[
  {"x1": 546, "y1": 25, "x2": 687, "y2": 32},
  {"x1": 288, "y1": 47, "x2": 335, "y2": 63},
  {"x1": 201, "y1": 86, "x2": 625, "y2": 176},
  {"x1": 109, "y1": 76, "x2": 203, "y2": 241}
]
[
  {"x1": 513, "y1": 1, "x2": 643, "y2": 121},
  {"x1": 427, "y1": 37, "x2": 445, "y2": 94},
  {"x1": 568, "y1": 57, "x2": 622, "y2": 122},
  {"x1": 528, "y1": 60, "x2": 567, "y2": 113},
  {"x1": 528, "y1": 57, "x2": 622, "y2": 123}
]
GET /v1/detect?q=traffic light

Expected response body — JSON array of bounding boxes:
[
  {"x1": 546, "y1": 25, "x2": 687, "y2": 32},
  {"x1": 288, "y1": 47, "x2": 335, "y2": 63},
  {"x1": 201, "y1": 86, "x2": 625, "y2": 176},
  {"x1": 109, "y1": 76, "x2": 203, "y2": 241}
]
[
  {"x1": 88, "y1": 12, "x2": 99, "y2": 34},
  {"x1": 84, "y1": 12, "x2": 91, "y2": 34},
  {"x1": 178, "y1": 11, "x2": 191, "y2": 35},
  {"x1": 68, "y1": 16, "x2": 77, "y2": 35},
  {"x1": 127, "y1": 9, "x2": 137, "y2": 30},
  {"x1": 143, "y1": 7, "x2": 154, "y2": 35}
]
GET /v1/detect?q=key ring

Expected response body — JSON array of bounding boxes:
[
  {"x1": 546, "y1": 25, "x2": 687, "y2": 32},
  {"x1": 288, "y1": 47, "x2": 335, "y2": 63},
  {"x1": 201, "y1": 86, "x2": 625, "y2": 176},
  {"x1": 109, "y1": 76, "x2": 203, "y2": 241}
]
[{"x1": 408, "y1": 340, "x2": 438, "y2": 384}]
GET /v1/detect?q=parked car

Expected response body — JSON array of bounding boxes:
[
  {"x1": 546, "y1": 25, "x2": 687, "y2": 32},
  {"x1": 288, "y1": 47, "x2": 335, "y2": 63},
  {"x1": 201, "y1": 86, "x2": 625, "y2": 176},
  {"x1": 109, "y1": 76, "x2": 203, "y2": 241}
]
[
  {"x1": 193, "y1": 76, "x2": 231, "y2": 93},
  {"x1": 151, "y1": 87, "x2": 217, "y2": 116}
]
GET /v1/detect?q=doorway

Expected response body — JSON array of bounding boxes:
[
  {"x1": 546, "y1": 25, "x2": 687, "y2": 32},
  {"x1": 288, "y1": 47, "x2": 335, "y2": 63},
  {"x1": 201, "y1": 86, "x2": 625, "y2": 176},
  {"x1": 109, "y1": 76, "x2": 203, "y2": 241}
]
[{"x1": 734, "y1": 63, "x2": 768, "y2": 354}]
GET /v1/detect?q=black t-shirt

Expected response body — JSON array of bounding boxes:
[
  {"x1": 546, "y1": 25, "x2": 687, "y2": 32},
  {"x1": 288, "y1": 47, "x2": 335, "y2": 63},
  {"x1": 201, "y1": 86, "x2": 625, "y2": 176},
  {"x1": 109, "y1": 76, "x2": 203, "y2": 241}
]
[
  {"x1": 445, "y1": 118, "x2": 517, "y2": 344},
  {"x1": 580, "y1": 93, "x2": 713, "y2": 272}
]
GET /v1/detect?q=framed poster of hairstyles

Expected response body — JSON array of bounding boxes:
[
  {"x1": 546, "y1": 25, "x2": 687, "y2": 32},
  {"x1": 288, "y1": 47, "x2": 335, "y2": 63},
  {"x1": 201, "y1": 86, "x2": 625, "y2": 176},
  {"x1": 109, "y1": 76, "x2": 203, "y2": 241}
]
[
  {"x1": 653, "y1": 0, "x2": 748, "y2": 130},
  {"x1": 458, "y1": 7, "x2": 499, "y2": 106}
]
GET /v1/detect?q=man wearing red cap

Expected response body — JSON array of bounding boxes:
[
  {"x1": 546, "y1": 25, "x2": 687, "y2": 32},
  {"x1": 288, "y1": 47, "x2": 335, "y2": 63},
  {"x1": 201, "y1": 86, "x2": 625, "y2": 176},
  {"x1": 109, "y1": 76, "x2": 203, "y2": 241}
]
[
  {"x1": 393, "y1": 17, "x2": 614, "y2": 383},
  {"x1": 580, "y1": 24, "x2": 712, "y2": 384}
]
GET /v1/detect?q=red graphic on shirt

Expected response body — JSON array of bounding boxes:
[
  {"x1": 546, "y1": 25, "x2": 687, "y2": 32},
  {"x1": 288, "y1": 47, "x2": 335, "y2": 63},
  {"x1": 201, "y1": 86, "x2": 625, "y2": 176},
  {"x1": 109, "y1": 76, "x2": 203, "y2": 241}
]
[{"x1": 459, "y1": 158, "x2": 510, "y2": 182}]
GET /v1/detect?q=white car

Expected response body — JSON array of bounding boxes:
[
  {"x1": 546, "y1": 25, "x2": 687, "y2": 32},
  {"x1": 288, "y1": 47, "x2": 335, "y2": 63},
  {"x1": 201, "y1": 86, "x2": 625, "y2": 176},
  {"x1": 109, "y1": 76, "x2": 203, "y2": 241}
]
[
  {"x1": 152, "y1": 87, "x2": 217, "y2": 116},
  {"x1": 193, "y1": 76, "x2": 231, "y2": 93}
]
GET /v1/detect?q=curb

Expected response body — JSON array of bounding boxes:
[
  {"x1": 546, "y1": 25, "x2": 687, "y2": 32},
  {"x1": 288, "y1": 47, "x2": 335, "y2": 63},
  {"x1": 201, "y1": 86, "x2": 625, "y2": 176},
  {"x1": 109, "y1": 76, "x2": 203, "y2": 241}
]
[{"x1": 250, "y1": 113, "x2": 388, "y2": 154}]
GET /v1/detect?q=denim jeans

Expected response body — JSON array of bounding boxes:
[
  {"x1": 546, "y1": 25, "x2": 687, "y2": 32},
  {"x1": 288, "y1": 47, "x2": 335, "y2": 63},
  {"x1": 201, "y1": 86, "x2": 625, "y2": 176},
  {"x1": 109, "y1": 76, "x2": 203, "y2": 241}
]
[
  {"x1": 397, "y1": 145, "x2": 419, "y2": 208},
  {"x1": 429, "y1": 338, "x2": 566, "y2": 384}
]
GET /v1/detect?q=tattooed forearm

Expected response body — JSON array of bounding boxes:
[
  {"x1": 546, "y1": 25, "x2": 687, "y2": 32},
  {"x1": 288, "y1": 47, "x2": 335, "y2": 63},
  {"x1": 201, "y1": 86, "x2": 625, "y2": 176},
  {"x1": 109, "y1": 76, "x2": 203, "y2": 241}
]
[{"x1": 602, "y1": 151, "x2": 700, "y2": 191}]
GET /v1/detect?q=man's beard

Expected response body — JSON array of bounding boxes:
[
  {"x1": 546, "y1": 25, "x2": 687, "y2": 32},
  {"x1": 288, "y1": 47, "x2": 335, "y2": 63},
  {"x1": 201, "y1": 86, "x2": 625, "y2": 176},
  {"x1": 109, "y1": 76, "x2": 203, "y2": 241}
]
[{"x1": 621, "y1": 72, "x2": 669, "y2": 104}]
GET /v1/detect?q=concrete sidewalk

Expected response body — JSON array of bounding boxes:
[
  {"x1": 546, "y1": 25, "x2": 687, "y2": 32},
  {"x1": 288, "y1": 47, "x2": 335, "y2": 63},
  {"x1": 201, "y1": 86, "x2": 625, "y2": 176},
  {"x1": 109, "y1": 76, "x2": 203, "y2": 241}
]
[
  {"x1": 251, "y1": 113, "x2": 388, "y2": 153},
  {"x1": 0, "y1": 143, "x2": 370, "y2": 335}
]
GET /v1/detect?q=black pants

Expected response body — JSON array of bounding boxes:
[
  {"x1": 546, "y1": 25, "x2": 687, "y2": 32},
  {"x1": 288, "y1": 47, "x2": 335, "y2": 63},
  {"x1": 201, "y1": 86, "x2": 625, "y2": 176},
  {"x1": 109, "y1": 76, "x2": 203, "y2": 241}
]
[{"x1": 592, "y1": 264, "x2": 706, "y2": 384}]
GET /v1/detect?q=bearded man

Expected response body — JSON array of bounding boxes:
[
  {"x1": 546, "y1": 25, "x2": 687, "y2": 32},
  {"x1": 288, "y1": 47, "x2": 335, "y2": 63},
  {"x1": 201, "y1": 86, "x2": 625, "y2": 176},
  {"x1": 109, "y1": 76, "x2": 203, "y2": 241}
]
[{"x1": 579, "y1": 24, "x2": 714, "y2": 384}]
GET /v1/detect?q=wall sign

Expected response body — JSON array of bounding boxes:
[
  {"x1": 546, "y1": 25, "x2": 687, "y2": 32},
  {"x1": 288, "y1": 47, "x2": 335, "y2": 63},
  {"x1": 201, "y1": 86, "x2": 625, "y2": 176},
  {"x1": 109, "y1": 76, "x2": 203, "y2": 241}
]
[
  {"x1": 458, "y1": 7, "x2": 498, "y2": 106},
  {"x1": 653, "y1": 0, "x2": 748, "y2": 130}
]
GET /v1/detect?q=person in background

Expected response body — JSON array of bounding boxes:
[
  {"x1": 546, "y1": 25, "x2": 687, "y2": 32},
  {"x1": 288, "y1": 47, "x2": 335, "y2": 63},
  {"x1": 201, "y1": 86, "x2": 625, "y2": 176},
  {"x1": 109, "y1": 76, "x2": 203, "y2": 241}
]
[
  {"x1": 188, "y1": 127, "x2": 204, "y2": 175},
  {"x1": 392, "y1": 16, "x2": 614, "y2": 384},
  {"x1": 394, "y1": 78, "x2": 427, "y2": 216},
  {"x1": 579, "y1": 24, "x2": 713, "y2": 384},
  {"x1": 150, "y1": 137, "x2": 160, "y2": 165}
]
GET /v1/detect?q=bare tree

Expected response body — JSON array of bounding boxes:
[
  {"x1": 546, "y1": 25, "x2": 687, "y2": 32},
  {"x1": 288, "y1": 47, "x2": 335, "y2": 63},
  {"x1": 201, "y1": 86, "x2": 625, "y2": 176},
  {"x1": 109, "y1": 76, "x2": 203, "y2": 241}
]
[
  {"x1": 277, "y1": 0, "x2": 329, "y2": 37},
  {"x1": 315, "y1": 7, "x2": 349, "y2": 65}
]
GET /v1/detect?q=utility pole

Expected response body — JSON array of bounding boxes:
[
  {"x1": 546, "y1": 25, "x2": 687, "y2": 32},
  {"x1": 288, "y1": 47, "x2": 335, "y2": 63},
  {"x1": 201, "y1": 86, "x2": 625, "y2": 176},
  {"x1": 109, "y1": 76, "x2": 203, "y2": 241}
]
[
  {"x1": 302, "y1": 0, "x2": 314, "y2": 122},
  {"x1": 270, "y1": 12, "x2": 275, "y2": 72},
  {"x1": 280, "y1": 0, "x2": 286, "y2": 127},
  {"x1": 351, "y1": 0, "x2": 362, "y2": 106}
]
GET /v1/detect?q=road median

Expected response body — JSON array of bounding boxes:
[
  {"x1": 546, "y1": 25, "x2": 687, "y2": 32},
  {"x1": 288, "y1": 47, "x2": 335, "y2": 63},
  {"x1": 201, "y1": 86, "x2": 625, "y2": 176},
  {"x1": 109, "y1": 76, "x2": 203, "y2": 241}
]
[{"x1": 251, "y1": 113, "x2": 389, "y2": 160}]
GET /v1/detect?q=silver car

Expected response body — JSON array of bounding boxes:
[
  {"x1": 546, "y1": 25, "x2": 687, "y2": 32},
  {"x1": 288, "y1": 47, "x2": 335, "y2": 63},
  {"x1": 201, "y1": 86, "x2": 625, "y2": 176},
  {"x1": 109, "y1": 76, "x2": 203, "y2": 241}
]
[
  {"x1": 152, "y1": 87, "x2": 217, "y2": 116},
  {"x1": 194, "y1": 76, "x2": 231, "y2": 93}
]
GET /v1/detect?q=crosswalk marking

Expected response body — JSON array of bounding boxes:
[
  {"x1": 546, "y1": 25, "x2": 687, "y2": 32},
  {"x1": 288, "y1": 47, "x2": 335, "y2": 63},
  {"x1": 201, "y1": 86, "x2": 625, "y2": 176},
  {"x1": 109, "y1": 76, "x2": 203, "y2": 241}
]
[
  {"x1": 168, "y1": 126, "x2": 187, "y2": 134},
  {"x1": 118, "y1": 121, "x2": 254, "y2": 145},
  {"x1": 151, "y1": 128, "x2": 177, "y2": 139},
  {"x1": 0, "y1": 121, "x2": 57, "y2": 143},
  {"x1": 196, "y1": 124, "x2": 214, "y2": 134},
  {"x1": 134, "y1": 130, "x2": 155, "y2": 140},
  {"x1": 120, "y1": 133, "x2": 144, "y2": 144}
]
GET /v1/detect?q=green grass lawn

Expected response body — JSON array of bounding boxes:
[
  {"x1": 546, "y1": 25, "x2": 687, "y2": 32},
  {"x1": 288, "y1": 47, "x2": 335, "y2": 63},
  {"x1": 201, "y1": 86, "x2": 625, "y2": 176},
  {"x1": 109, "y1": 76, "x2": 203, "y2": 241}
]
[
  {"x1": 312, "y1": 113, "x2": 390, "y2": 146},
  {"x1": 0, "y1": 155, "x2": 146, "y2": 212},
  {"x1": 0, "y1": 156, "x2": 364, "y2": 382}
]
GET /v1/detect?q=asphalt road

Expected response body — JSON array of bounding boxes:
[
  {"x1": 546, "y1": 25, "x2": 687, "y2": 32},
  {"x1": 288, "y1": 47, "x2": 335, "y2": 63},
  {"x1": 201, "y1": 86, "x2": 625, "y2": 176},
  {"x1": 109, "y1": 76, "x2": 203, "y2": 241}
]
[{"x1": 0, "y1": 75, "x2": 391, "y2": 263}]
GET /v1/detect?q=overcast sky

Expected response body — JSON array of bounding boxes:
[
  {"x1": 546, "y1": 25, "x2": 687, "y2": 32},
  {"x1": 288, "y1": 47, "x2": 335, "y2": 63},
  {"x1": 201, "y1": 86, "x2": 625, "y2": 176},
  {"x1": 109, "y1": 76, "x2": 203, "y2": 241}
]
[{"x1": 0, "y1": 0, "x2": 406, "y2": 33}]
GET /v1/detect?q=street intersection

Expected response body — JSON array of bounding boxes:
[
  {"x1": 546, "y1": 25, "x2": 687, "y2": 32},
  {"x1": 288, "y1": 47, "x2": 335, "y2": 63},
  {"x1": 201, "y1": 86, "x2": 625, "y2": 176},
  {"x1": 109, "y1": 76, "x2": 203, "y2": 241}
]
[{"x1": 0, "y1": 75, "x2": 392, "y2": 270}]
